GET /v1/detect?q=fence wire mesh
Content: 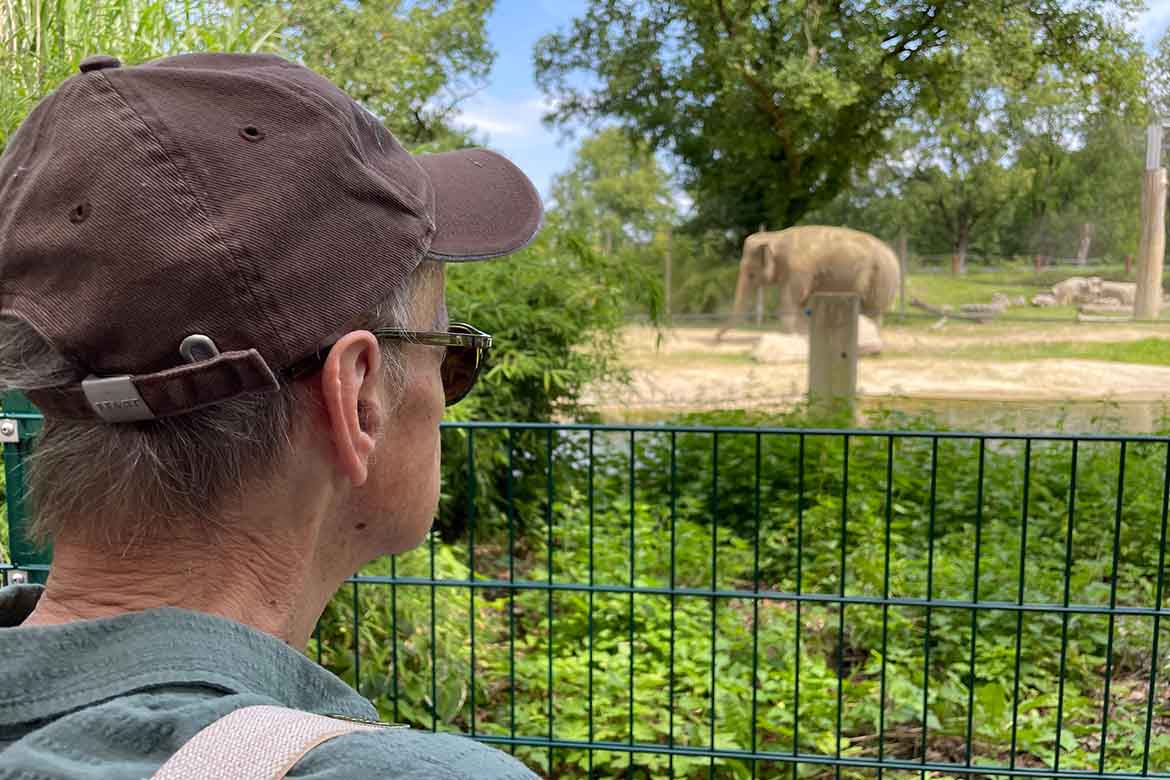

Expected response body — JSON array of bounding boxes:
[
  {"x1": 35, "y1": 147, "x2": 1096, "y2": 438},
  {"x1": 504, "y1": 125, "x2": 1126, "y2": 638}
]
[{"x1": 5, "y1": 417, "x2": 1170, "y2": 779}]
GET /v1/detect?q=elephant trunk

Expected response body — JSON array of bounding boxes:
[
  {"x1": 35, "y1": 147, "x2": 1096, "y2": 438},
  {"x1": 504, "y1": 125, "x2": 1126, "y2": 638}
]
[{"x1": 716, "y1": 245, "x2": 756, "y2": 342}]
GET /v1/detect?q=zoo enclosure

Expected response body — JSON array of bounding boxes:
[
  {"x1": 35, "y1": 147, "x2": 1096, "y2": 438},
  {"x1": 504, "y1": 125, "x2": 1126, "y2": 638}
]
[{"x1": 3, "y1": 406, "x2": 1170, "y2": 779}]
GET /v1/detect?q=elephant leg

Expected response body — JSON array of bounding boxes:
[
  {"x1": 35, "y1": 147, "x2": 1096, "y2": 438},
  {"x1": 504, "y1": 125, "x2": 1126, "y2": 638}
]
[{"x1": 776, "y1": 281, "x2": 802, "y2": 334}]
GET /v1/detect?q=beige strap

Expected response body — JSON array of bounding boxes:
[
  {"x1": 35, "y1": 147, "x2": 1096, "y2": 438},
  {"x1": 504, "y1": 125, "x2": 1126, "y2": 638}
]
[{"x1": 152, "y1": 705, "x2": 381, "y2": 780}]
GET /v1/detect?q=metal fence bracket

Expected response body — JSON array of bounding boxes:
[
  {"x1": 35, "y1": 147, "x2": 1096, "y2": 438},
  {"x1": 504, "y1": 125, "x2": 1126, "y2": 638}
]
[{"x1": 0, "y1": 418, "x2": 20, "y2": 444}]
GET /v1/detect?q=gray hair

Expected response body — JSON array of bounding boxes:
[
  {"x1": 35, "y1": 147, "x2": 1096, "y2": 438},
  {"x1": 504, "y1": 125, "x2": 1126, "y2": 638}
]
[{"x1": 0, "y1": 262, "x2": 441, "y2": 546}]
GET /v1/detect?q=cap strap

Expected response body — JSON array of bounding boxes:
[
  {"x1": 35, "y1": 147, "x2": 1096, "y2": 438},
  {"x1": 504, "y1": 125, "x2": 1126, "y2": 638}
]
[{"x1": 26, "y1": 349, "x2": 280, "y2": 422}]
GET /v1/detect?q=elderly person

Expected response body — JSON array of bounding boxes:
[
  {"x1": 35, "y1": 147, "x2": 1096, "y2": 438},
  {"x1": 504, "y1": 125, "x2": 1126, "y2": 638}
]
[{"x1": 0, "y1": 53, "x2": 540, "y2": 778}]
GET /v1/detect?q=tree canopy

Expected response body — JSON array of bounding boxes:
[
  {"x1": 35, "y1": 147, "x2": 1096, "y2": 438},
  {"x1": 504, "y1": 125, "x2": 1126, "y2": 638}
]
[
  {"x1": 549, "y1": 127, "x2": 674, "y2": 253},
  {"x1": 534, "y1": 0, "x2": 1148, "y2": 238}
]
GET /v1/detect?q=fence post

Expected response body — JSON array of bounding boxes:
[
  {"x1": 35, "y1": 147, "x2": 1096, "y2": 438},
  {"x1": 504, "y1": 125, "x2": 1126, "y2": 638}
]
[
  {"x1": 897, "y1": 233, "x2": 908, "y2": 321},
  {"x1": 808, "y1": 293, "x2": 859, "y2": 406},
  {"x1": 1136, "y1": 121, "x2": 1167, "y2": 320},
  {"x1": 2, "y1": 391, "x2": 48, "y2": 583},
  {"x1": 663, "y1": 227, "x2": 673, "y2": 325}
]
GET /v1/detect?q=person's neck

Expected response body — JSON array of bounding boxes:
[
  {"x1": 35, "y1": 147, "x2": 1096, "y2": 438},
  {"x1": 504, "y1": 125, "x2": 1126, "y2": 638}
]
[{"x1": 22, "y1": 506, "x2": 339, "y2": 647}]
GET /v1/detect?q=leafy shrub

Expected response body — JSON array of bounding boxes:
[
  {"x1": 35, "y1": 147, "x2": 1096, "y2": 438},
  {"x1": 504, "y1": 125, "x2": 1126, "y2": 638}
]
[{"x1": 315, "y1": 411, "x2": 1170, "y2": 778}]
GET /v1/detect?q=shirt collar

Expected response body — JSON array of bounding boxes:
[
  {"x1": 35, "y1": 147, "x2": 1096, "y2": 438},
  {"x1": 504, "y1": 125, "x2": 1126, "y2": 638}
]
[{"x1": 0, "y1": 584, "x2": 376, "y2": 726}]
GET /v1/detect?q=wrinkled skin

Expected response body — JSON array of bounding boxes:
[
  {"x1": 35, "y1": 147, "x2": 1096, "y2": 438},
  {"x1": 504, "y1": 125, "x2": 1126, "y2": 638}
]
[{"x1": 716, "y1": 226, "x2": 901, "y2": 338}]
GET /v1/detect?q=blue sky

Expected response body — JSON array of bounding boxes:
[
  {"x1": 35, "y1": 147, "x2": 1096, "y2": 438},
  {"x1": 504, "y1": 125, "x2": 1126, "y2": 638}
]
[{"x1": 456, "y1": 1, "x2": 1170, "y2": 201}]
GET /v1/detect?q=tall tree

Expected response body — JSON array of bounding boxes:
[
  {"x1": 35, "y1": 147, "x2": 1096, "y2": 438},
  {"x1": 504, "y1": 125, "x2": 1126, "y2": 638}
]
[
  {"x1": 534, "y1": 0, "x2": 1145, "y2": 239},
  {"x1": 262, "y1": 0, "x2": 495, "y2": 149},
  {"x1": 550, "y1": 128, "x2": 674, "y2": 254}
]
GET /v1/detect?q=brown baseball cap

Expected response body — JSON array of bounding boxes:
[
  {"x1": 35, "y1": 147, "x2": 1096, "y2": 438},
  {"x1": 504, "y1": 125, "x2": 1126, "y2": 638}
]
[{"x1": 0, "y1": 52, "x2": 542, "y2": 423}]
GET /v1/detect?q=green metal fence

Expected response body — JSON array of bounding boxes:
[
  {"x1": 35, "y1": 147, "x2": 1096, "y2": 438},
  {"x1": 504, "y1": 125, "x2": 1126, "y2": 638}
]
[{"x1": 4, "y1": 414, "x2": 1170, "y2": 779}]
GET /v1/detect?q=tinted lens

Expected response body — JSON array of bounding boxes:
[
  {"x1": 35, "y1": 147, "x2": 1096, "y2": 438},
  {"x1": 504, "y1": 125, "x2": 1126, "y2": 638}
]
[{"x1": 441, "y1": 339, "x2": 483, "y2": 406}]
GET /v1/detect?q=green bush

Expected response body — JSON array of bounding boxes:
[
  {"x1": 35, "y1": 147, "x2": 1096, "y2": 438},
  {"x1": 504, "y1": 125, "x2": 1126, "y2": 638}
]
[{"x1": 315, "y1": 411, "x2": 1170, "y2": 778}]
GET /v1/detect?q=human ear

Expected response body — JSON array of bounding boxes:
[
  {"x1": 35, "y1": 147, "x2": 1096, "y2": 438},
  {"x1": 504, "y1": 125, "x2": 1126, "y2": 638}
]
[{"x1": 320, "y1": 331, "x2": 384, "y2": 487}]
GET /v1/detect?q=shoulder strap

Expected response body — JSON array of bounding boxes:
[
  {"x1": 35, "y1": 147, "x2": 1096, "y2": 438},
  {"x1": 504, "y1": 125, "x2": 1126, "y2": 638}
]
[{"x1": 151, "y1": 704, "x2": 381, "y2": 780}]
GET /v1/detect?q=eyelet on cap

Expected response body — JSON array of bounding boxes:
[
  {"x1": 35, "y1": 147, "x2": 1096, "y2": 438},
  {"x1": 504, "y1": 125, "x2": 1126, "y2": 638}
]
[
  {"x1": 78, "y1": 55, "x2": 121, "y2": 73},
  {"x1": 239, "y1": 125, "x2": 265, "y2": 142},
  {"x1": 180, "y1": 334, "x2": 221, "y2": 364},
  {"x1": 69, "y1": 202, "x2": 91, "y2": 224}
]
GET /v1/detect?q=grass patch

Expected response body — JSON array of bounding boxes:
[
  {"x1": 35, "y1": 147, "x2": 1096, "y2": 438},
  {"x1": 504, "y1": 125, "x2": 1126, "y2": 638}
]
[{"x1": 884, "y1": 337, "x2": 1170, "y2": 365}]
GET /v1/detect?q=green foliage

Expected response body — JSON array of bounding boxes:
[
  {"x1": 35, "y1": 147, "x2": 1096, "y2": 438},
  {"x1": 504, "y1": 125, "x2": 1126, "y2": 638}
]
[
  {"x1": 315, "y1": 411, "x2": 1170, "y2": 778},
  {"x1": 535, "y1": 0, "x2": 1145, "y2": 238},
  {"x1": 445, "y1": 224, "x2": 659, "y2": 423},
  {"x1": 549, "y1": 127, "x2": 674, "y2": 253},
  {"x1": 886, "y1": 338, "x2": 1170, "y2": 367},
  {"x1": 0, "y1": 0, "x2": 494, "y2": 155},
  {"x1": 257, "y1": 0, "x2": 494, "y2": 150},
  {"x1": 0, "y1": 0, "x2": 284, "y2": 151}
]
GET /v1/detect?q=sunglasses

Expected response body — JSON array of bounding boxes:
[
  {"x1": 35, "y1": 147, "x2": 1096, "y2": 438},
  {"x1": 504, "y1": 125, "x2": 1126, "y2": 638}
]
[{"x1": 284, "y1": 322, "x2": 492, "y2": 407}]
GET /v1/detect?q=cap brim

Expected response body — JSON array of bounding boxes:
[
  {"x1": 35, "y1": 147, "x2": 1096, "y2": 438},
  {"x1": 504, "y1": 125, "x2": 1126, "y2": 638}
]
[{"x1": 415, "y1": 149, "x2": 543, "y2": 262}]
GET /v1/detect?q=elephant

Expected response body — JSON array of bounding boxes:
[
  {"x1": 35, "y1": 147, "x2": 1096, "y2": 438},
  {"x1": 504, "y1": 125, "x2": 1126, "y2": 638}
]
[{"x1": 716, "y1": 226, "x2": 901, "y2": 339}]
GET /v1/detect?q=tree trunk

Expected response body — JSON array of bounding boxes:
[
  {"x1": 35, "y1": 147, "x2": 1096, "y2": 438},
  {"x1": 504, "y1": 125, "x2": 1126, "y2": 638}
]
[
  {"x1": 663, "y1": 227, "x2": 673, "y2": 323},
  {"x1": 953, "y1": 222, "x2": 971, "y2": 275},
  {"x1": 1076, "y1": 223, "x2": 1093, "y2": 265}
]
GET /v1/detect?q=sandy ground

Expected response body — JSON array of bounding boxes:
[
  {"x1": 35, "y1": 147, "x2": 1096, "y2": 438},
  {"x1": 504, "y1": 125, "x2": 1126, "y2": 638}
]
[{"x1": 585, "y1": 323, "x2": 1170, "y2": 415}]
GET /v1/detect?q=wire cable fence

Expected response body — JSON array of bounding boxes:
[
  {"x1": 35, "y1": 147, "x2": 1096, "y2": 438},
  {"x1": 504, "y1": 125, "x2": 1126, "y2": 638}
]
[{"x1": 4, "y1": 415, "x2": 1170, "y2": 779}]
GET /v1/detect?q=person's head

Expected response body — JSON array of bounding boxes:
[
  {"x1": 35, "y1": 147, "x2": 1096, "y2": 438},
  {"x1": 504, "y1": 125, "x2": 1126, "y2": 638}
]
[{"x1": 0, "y1": 53, "x2": 541, "y2": 584}]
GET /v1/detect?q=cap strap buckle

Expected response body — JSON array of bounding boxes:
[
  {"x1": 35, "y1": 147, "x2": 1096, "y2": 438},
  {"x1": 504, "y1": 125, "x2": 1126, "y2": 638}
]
[{"x1": 82, "y1": 375, "x2": 155, "y2": 422}]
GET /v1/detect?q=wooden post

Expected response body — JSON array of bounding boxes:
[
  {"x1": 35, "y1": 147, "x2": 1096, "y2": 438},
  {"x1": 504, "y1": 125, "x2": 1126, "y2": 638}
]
[
  {"x1": 1034, "y1": 254, "x2": 1042, "y2": 274},
  {"x1": 663, "y1": 227, "x2": 673, "y2": 324},
  {"x1": 1136, "y1": 122, "x2": 1167, "y2": 321},
  {"x1": 896, "y1": 232, "x2": 908, "y2": 320},
  {"x1": 1125, "y1": 254, "x2": 1133, "y2": 276},
  {"x1": 754, "y1": 222, "x2": 767, "y2": 326},
  {"x1": 808, "y1": 293, "x2": 859, "y2": 404}
]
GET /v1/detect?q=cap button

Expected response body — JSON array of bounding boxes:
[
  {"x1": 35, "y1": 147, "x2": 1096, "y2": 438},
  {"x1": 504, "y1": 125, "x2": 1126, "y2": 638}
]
[{"x1": 78, "y1": 55, "x2": 121, "y2": 73}]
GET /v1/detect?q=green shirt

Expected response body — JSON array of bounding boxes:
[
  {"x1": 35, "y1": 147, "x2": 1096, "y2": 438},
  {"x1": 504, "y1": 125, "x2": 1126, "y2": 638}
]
[{"x1": 0, "y1": 584, "x2": 537, "y2": 779}]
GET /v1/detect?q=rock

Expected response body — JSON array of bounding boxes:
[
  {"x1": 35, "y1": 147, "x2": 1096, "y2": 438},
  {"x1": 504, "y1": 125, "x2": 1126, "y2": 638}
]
[
  {"x1": 1051, "y1": 276, "x2": 1103, "y2": 305},
  {"x1": 1050, "y1": 277, "x2": 1087, "y2": 304},
  {"x1": 1097, "y1": 281, "x2": 1136, "y2": 305},
  {"x1": 1014, "y1": 296, "x2": 1027, "y2": 306},
  {"x1": 1031, "y1": 292, "x2": 1058, "y2": 307},
  {"x1": 991, "y1": 292, "x2": 1010, "y2": 308}
]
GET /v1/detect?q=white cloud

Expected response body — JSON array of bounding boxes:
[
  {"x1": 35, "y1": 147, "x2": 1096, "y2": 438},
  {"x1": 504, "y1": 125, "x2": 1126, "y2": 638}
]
[{"x1": 453, "y1": 96, "x2": 553, "y2": 142}]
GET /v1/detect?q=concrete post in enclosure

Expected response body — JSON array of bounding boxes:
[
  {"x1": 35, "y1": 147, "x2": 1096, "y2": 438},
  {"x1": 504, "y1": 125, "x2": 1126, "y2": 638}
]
[
  {"x1": 808, "y1": 293, "x2": 859, "y2": 405},
  {"x1": 1136, "y1": 121, "x2": 1168, "y2": 320}
]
